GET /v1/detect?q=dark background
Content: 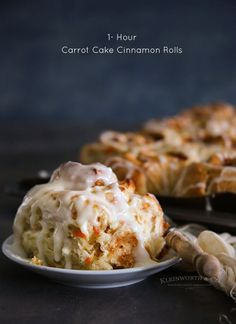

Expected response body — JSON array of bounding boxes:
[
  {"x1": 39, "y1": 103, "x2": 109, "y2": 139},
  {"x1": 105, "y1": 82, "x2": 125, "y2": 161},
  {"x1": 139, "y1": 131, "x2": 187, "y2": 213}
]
[
  {"x1": 1, "y1": 1, "x2": 236, "y2": 323},
  {"x1": 1, "y1": 0, "x2": 236, "y2": 126}
]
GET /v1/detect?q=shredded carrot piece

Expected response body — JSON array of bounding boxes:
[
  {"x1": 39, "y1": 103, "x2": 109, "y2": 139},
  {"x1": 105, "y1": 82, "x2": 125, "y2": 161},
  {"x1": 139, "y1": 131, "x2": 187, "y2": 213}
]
[
  {"x1": 72, "y1": 229, "x2": 86, "y2": 239},
  {"x1": 84, "y1": 257, "x2": 92, "y2": 264},
  {"x1": 164, "y1": 222, "x2": 170, "y2": 230},
  {"x1": 93, "y1": 226, "x2": 100, "y2": 236}
]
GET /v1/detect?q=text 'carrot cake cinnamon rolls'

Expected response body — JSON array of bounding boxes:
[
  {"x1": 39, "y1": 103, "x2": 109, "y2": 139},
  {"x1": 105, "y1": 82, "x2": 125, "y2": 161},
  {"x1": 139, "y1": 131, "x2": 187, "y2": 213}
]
[
  {"x1": 13, "y1": 162, "x2": 168, "y2": 270},
  {"x1": 80, "y1": 102, "x2": 236, "y2": 198}
]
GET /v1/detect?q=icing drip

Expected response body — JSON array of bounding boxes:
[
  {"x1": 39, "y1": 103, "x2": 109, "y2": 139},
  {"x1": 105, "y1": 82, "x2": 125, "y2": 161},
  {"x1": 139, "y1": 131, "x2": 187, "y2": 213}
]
[{"x1": 208, "y1": 166, "x2": 236, "y2": 193}]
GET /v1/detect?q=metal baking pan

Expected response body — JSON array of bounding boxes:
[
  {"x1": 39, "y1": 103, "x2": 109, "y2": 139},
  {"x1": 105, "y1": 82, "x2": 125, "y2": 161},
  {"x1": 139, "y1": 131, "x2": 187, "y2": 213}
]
[
  {"x1": 165, "y1": 206, "x2": 236, "y2": 234},
  {"x1": 209, "y1": 193, "x2": 236, "y2": 213},
  {"x1": 158, "y1": 193, "x2": 236, "y2": 214},
  {"x1": 157, "y1": 196, "x2": 207, "y2": 210}
]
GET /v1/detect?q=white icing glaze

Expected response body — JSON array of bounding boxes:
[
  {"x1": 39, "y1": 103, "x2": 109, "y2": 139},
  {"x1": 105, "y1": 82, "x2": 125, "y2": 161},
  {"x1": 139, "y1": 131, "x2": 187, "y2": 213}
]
[
  {"x1": 13, "y1": 162, "x2": 164, "y2": 269},
  {"x1": 207, "y1": 166, "x2": 236, "y2": 193},
  {"x1": 50, "y1": 161, "x2": 117, "y2": 190},
  {"x1": 206, "y1": 120, "x2": 229, "y2": 136},
  {"x1": 172, "y1": 164, "x2": 206, "y2": 197},
  {"x1": 107, "y1": 157, "x2": 141, "y2": 180}
]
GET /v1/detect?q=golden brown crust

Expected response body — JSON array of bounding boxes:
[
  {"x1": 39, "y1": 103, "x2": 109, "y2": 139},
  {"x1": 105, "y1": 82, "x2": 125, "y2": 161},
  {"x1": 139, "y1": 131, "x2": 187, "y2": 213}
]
[
  {"x1": 108, "y1": 231, "x2": 138, "y2": 268},
  {"x1": 144, "y1": 102, "x2": 236, "y2": 147},
  {"x1": 80, "y1": 103, "x2": 236, "y2": 197},
  {"x1": 173, "y1": 163, "x2": 208, "y2": 197}
]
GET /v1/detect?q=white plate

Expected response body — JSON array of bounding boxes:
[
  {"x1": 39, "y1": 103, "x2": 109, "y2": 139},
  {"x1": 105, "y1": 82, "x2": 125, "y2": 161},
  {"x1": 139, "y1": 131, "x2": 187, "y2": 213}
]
[{"x1": 2, "y1": 235, "x2": 180, "y2": 289}]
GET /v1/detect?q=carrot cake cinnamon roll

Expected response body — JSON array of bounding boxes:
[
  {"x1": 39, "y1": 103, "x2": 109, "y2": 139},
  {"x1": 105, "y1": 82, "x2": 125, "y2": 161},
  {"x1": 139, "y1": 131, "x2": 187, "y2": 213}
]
[{"x1": 13, "y1": 162, "x2": 167, "y2": 270}]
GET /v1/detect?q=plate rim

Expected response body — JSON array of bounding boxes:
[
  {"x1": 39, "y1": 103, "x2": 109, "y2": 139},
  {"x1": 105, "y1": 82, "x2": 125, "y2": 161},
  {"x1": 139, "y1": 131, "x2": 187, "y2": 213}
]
[{"x1": 2, "y1": 235, "x2": 180, "y2": 275}]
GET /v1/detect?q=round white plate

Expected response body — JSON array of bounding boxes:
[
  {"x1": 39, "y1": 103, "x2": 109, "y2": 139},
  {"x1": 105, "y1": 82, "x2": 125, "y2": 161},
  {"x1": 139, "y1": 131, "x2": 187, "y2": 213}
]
[{"x1": 2, "y1": 235, "x2": 180, "y2": 289}]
